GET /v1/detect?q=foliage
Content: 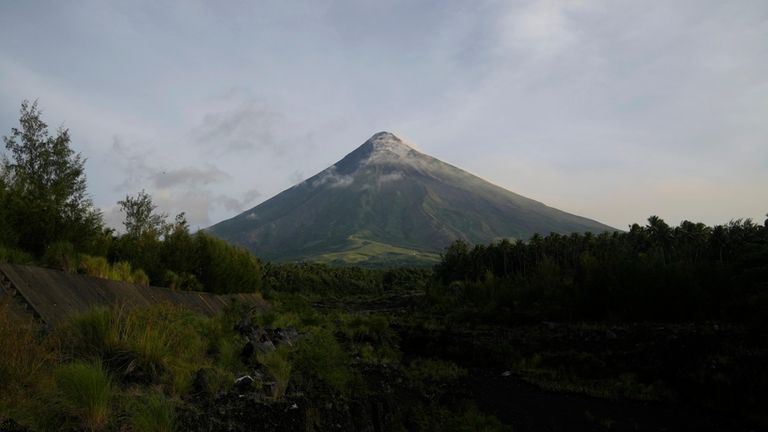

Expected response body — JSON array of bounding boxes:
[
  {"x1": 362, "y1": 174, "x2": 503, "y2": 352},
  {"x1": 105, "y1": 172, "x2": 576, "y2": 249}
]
[
  {"x1": 432, "y1": 216, "x2": 768, "y2": 323},
  {"x1": 107, "y1": 202, "x2": 262, "y2": 294},
  {"x1": 292, "y1": 328, "x2": 352, "y2": 394},
  {"x1": 0, "y1": 304, "x2": 58, "y2": 397},
  {"x1": 77, "y1": 255, "x2": 149, "y2": 285},
  {"x1": 0, "y1": 100, "x2": 102, "y2": 257},
  {"x1": 127, "y1": 391, "x2": 177, "y2": 432},
  {"x1": 195, "y1": 232, "x2": 263, "y2": 294},
  {"x1": 0, "y1": 244, "x2": 33, "y2": 264},
  {"x1": 41, "y1": 241, "x2": 78, "y2": 272},
  {"x1": 257, "y1": 346, "x2": 293, "y2": 400},
  {"x1": 53, "y1": 360, "x2": 113, "y2": 431},
  {"x1": 61, "y1": 305, "x2": 208, "y2": 394},
  {"x1": 263, "y1": 261, "x2": 430, "y2": 296},
  {"x1": 118, "y1": 189, "x2": 168, "y2": 239}
]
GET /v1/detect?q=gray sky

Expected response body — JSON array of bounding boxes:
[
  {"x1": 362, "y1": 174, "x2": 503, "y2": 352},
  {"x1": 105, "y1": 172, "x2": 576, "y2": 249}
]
[{"x1": 1, "y1": 0, "x2": 766, "y2": 231}]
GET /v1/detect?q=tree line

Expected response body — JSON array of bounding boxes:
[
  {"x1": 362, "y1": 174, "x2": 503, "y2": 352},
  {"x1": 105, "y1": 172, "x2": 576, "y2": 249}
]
[
  {"x1": 432, "y1": 216, "x2": 768, "y2": 323},
  {"x1": 0, "y1": 100, "x2": 261, "y2": 294}
]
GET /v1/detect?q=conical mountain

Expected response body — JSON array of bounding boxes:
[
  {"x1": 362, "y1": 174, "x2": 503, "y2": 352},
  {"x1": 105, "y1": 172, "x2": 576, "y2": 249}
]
[{"x1": 208, "y1": 132, "x2": 615, "y2": 266}]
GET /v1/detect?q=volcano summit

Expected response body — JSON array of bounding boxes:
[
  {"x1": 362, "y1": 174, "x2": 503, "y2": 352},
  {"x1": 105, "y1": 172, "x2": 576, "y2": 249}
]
[{"x1": 208, "y1": 132, "x2": 614, "y2": 266}]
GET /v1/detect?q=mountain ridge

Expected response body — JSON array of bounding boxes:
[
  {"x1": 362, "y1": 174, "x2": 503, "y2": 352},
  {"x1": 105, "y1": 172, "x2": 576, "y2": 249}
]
[{"x1": 208, "y1": 132, "x2": 615, "y2": 266}]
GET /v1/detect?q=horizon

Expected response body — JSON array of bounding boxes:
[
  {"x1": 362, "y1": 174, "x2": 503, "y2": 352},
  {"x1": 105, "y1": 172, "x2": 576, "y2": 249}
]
[{"x1": 1, "y1": 1, "x2": 766, "y2": 231}]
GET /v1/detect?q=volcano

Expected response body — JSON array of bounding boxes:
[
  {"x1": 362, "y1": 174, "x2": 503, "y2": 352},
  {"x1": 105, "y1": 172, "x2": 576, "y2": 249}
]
[{"x1": 208, "y1": 132, "x2": 615, "y2": 266}]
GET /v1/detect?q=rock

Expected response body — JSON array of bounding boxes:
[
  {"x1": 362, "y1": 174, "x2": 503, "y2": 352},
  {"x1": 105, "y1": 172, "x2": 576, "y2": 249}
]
[
  {"x1": 255, "y1": 340, "x2": 276, "y2": 354},
  {"x1": 235, "y1": 375, "x2": 255, "y2": 391},
  {"x1": 241, "y1": 341, "x2": 255, "y2": 363}
]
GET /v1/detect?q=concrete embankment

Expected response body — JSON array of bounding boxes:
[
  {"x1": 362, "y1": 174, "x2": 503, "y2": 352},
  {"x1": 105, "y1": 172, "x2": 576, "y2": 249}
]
[{"x1": 0, "y1": 263, "x2": 264, "y2": 325}]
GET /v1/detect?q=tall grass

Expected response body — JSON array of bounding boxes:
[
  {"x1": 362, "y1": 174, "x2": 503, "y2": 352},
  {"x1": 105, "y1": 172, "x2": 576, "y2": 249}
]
[
  {"x1": 258, "y1": 346, "x2": 292, "y2": 400},
  {"x1": 54, "y1": 360, "x2": 113, "y2": 431},
  {"x1": 0, "y1": 304, "x2": 57, "y2": 392},
  {"x1": 77, "y1": 255, "x2": 150, "y2": 285},
  {"x1": 62, "y1": 305, "x2": 208, "y2": 394},
  {"x1": 128, "y1": 391, "x2": 176, "y2": 432}
]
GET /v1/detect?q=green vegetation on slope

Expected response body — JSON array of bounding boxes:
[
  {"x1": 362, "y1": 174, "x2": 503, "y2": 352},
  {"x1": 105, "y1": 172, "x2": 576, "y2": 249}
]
[{"x1": 311, "y1": 235, "x2": 439, "y2": 267}]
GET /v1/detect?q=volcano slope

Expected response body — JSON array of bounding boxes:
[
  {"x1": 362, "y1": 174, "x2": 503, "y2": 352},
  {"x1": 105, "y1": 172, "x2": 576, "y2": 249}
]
[{"x1": 209, "y1": 132, "x2": 614, "y2": 266}]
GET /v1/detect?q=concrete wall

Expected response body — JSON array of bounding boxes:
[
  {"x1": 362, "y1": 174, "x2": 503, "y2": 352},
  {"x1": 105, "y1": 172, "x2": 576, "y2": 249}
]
[{"x1": 0, "y1": 263, "x2": 265, "y2": 325}]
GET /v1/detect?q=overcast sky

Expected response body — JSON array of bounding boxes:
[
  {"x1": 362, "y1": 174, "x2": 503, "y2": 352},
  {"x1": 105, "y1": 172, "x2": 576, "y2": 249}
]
[{"x1": 1, "y1": 0, "x2": 766, "y2": 231}]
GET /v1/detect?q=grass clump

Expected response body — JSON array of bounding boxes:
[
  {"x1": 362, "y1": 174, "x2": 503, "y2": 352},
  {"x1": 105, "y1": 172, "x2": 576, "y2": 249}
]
[
  {"x1": 257, "y1": 346, "x2": 293, "y2": 400},
  {"x1": 53, "y1": 360, "x2": 113, "y2": 431},
  {"x1": 77, "y1": 255, "x2": 150, "y2": 285},
  {"x1": 127, "y1": 391, "x2": 177, "y2": 432},
  {"x1": 61, "y1": 305, "x2": 208, "y2": 394}
]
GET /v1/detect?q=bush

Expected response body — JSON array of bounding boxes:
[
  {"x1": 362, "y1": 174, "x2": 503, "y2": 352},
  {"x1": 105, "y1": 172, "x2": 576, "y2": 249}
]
[
  {"x1": 53, "y1": 361, "x2": 113, "y2": 431},
  {"x1": 79, "y1": 255, "x2": 111, "y2": 279},
  {"x1": 42, "y1": 241, "x2": 78, "y2": 272},
  {"x1": 0, "y1": 245, "x2": 33, "y2": 264},
  {"x1": 293, "y1": 328, "x2": 351, "y2": 394},
  {"x1": 195, "y1": 233, "x2": 263, "y2": 294}
]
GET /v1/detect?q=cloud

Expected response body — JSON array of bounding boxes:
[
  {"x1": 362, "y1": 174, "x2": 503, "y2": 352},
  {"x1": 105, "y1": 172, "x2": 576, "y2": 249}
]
[
  {"x1": 241, "y1": 188, "x2": 262, "y2": 206},
  {"x1": 311, "y1": 166, "x2": 354, "y2": 188},
  {"x1": 191, "y1": 96, "x2": 284, "y2": 155},
  {"x1": 111, "y1": 136, "x2": 153, "y2": 192},
  {"x1": 150, "y1": 165, "x2": 229, "y2": 189},
  {"x1": 213, "y1": 188, "x2": 262, "y2": 213},
  {"x1": 496, "y1": 1, "x2": 583, "y2": 57},
  {"x1": 377, "y1": 171, "x2": 404, "y2": 186},
  {"x1": 289, "y1": 170, "x2": 305, "y2": 185}
]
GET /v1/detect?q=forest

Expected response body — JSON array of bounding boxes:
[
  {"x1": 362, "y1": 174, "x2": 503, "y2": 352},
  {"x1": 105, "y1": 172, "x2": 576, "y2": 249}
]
[{"x1": 432, "y1": 217, "x2": 768, "y2": 324}]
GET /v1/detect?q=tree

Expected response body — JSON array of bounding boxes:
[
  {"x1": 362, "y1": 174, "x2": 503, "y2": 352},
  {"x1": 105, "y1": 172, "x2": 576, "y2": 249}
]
[
  {"x1": 118, "y1": 190, "x2": 168, "y2": 239},
  {"x1": 1, "y1": 100, "x2": 102, "y2": 255}
]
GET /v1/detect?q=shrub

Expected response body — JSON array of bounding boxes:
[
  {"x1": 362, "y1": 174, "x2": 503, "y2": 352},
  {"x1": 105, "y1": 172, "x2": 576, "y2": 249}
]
[
  {"x1": 0, "y1": 245, "x2": 33, "y2": 264},
  {"x1": 293, "y1": 328, "x2": 351, "y2": 394},
  {"x1": 42, "y1": 241, "x2": 79, "y2": 272},
  {"x1": 195, "y1": 232, "x2": 262, "y2": 294},
  {"x1": 79, "y1": 255, "x2": 111, "y2": 279},
  {"x1": 53, "y1": 361, "x2": 113, "y2": 431}
]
